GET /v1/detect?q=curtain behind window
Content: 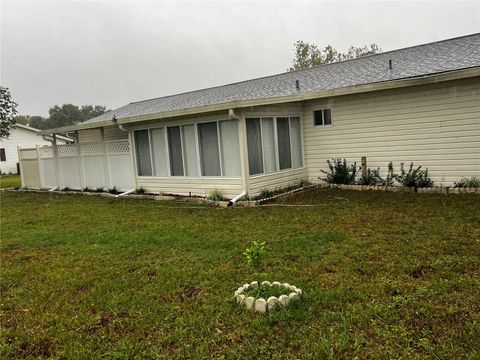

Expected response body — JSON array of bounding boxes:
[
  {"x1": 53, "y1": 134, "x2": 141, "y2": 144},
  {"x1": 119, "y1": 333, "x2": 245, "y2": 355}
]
[
  {"x1": 261, "y1": 118, "x2": 276, "y2": 173},
  {"x1": 150, "y1": 128, "x2": 168, "y2": 177},
  {"x1": 182, "y1": 125, "x2": 198, "y2": 177},
  {"x1": 290, "y1": 117, "x2": 303, "y2": 168},
  {"x1": 219, "y1": 120, "x2": 241, "y2": 176}
]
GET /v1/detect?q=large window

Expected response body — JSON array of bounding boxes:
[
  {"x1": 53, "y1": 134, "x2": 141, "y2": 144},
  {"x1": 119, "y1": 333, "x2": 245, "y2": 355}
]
[
  {"x1": 246, "y1": 116, "x2": 303, "y2": 176},
  {"x1": 134, "y1": 120, "x2": 240, "y2": 178}
]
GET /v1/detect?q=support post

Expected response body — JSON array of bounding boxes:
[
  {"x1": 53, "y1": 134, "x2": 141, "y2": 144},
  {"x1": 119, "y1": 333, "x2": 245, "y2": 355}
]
[
  {"x1": 36, "y1": 144, "x2": 43, "y2": 189},
  {"x1": 52, "y1": 134, "x2": 61, "y2": 188},
  {"x1": 361, "y1": 156, "x2": 367, "y2": 178},
  {"x1": 75, "y1": 130, "x2": 85, "y2": 190},
  {"x1": 17, "y1": 145, "x2": 25, "y2": 188}
]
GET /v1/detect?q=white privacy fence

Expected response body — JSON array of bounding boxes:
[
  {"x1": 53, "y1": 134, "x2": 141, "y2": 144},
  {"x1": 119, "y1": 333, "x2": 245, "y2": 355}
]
[{"x1": 18, "y1": 139, "x2": 135, "y2": 191}]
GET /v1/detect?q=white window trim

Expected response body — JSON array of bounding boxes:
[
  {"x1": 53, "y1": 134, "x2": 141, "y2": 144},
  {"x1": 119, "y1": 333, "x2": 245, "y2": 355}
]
[
  {"x1": 246, "y1": 115, "x2": 303, "y2": 176},
  {"x1": 313, "y1": 108, "x2": 333, "y2": 128},
  {"x1": 133, "y1": 119, "x2": 241, "y2": 179}
]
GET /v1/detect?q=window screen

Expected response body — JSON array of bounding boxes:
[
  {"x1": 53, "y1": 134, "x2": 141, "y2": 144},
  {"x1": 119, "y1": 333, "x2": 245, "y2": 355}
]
[
  {"x1": 0, "y1": 148, "x2": 5, "y2": 162},
  {"x1": 246, "y1": 118, "x2": 263, "y2": 175},
  {"x1": 198, "y1": 122, "x2": 221, "y2": 176},
  {"x1": 276, "y1": 117, "x2": 292, "y2": 170},
  {"x1": 314, "y1": 110, "x2": 323, "y2": 126},
  {"x1": 167, "y1": 126, "x2": 184, "y2": 176},
  {"x1": 150, "y1": 128, "x2": 168, "y2": 177},
  {"x1": 134, "y1": 130, "x2": 152, "y2": 176}
]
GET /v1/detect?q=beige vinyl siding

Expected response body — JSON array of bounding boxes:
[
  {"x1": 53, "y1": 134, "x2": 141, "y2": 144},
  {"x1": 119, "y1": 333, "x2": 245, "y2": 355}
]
[
  {"x1": 243, "y1": 103, "x2": 302, "y2": 117},
  {"x1": 136, "y1": 177, "x2": 243, "y2": 199},
  {"x1": 103, "y1": 126, "x2": 128, "y2": 141},
  {"x1": 249, "y1": 167, "x2": 308, "y2": 195},
  {"x1": 78, "y1": 129, "x2": 103, "y2": 143},
  {"x1": 303, "y1": 77, "x2": 480, "y2": 186}
]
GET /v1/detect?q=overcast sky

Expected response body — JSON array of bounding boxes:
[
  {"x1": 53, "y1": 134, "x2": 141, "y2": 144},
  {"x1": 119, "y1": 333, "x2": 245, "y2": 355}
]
[{"x1": 1, "y1": 0, "x2": 479, "y2": 117}]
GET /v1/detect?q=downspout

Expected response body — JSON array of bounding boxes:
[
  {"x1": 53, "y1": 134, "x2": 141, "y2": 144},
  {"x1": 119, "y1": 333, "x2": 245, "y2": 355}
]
[
  {"x1": 118, "y1": 124, "x2": 128, "y2": 132},
  {"x1": 228, "y1": 109, "x2": 247, "y2": 206}
]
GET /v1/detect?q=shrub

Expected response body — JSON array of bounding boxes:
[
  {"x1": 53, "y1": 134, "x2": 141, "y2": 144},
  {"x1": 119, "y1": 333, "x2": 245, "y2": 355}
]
[
  {"x1": 259, "y1": 188, "x2": 274, "y2": 199},
  {"x1": 62, "y1": 187, "x2": 71, "y2": 192},
  {"x1": 454, "y1": 176, "x2": 480, "y2": 188},
  {"x1": 298, "y1": 178, "x2": 312, "y2": 188},
  {"x1": 395, "y1": 162, "x2": 433, "y2": 189},
  {"x1": 321, "y1": 158, "x2": 360, "y2": 184},
  {"x1": 207, "y1": 188, "x2": 224, "y2": 201},
  {"x1": 385, "y1": 161, "x2": 396, "y2": 187},
  {"x1": 243, "y1": 241, "x2": 266, "y2": 271},
  {"x1": 95, "y1": 187, "x2": 104, "y2": 193},
  {"x1": 135, "y1": 187, "x2": 145, "y2": 195},
  {"x1": 358, "y1": 168, "x2": 384, "y2": 186}
]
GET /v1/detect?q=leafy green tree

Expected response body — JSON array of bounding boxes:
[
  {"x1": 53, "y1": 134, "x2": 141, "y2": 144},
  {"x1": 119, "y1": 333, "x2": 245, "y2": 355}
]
[
  {"x1": 0, "y1": 87, "x2": 18, "y2": 138},
  {"x1": 289, "y1": 41, "x2": 381, "y2": 71},
  {"x1": 13, "y1": 115, "x2": 46, "y2": 128}
]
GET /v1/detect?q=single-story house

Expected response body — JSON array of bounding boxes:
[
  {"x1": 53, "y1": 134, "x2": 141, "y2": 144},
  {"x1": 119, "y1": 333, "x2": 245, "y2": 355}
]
[
  {"x1": 21, "y1": 33, "x2": 479, "y2": 197},
  {"x1": 0, "y1": 124, "x2": 71, "y2": 174}
]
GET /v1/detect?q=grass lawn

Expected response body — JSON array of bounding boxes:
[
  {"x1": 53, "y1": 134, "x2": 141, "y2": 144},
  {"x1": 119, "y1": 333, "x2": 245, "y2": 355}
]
[
  {"x1": 0, "y1": 174, "x2": 21, "y2": 189},
  {"x1": 1, "y1": 188, "x2": 479, "y2": 358}
]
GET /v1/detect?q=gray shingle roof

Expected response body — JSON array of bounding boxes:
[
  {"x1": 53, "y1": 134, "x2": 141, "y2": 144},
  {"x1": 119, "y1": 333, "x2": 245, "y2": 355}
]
[{"x1": 87, "y1": 33, "x2": 480, "y2": 124}]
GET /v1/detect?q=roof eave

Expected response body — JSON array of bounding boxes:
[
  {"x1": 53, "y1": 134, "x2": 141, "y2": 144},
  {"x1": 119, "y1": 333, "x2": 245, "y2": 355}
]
[{"x1": 38, "y1": 66, "x2": 480, "y2": 135}]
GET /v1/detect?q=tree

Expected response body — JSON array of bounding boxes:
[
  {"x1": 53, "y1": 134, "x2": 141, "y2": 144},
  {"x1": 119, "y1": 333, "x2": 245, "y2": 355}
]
[
  {"x1": 13, "y1": 115, "x2": 46, "y2": 128},
  {"x1": 289, "y1": 41, "x2": 381, "y2": 71},
  {"x1": 0, "y1": 87, "x2": 18, "y2": 138}
]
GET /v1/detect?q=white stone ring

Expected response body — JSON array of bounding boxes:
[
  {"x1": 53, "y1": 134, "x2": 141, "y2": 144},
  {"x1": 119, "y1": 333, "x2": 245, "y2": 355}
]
[{"x1": 234, "y1": 281, "x2": 302, "y2": 313}]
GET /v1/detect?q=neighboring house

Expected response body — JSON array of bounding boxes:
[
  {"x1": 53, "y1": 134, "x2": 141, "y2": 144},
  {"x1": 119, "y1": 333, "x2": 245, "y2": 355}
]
[
  {"x1": 26, "y1": 33, "x2": 480, "y2": 196},
  {"x1": 0, "y1": 124, "x2": 70, "y2": 174}
]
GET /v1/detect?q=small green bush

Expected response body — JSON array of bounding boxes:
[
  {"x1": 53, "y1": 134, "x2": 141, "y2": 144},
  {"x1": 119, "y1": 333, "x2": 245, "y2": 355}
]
[
  {"x1": 298, "y1": 178, "x2": 312, "y2": 188},
  {"x1": 108, "y1": 187, "x2": 119, "y2": 195},
  {"x1": 207, "y1": 188, "x2": 224, "y2": 201},
  {"x1": 358, "y1": 168, "x2": 384, "y2": 186},
  {"x1": 135, "y1": 187, "x2": 145, "y2": 195},
  {"x1": 454, "y1": 176, "x2": 480, "y2": 188},
  {"x1": 321, "y1": 158, "x2": 360, "y2": 184},
  {"x1": 259, "y1": 188, "x2": 274, "y2": 199},
  {"x1": 95, "y1": 187, "x2": 104, "y2": 193},
  {"x1": 243, "y1": 241, "x2": 266, "y2": 271},
  {"x1": 395, "y1": 162, "x2": 433, "y2": 189},
  {"x1": 62, "y1": 187, "x2": 71, "y2": 192}
]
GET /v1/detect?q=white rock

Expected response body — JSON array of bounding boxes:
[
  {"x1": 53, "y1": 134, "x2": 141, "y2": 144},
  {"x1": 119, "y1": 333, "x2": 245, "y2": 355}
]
[
  {"x1": 236, "y1": 294, "x2": 246, "y2": 304},
  {"x1": 278, "y1": 294, "x2": 290, "y2": 307},
  {"x1": 234, "y1": 289, "x2": 243, "y2": 297},
  {"x1": 242, "y1": 283, "x2": 250, "y2": 291},
  {"x1": 295, "y1": 288, "x2": 302, "y2": 296},
  {"x1": 250, "y1": 281, "x2": 258, "y2": 287},
  {"x1": 267, "y1": 296, "x2": 278, "y2": 310},
  {"x1": 261, "y1": 281, "x2": 271, "y2": 287},
  {"x1": 237, "y1": 287, "x2": 244, "y2": 294},
  {"x1": 254, "y1": 298, "x2": 267, "y2": 313},
  {"x1": 271, "y1": 281, "x2": 281, "y2": 287},
  {"x1": 289, "y1": 292, "x2": 299, "y2": 301},
  {"x1": 245, "y1": 296, "x2": 255, "y2": 310}
]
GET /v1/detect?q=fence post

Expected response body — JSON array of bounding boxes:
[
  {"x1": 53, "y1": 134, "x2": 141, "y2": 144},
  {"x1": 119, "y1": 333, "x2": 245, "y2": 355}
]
[
  {"x1": 52, "y1": 134, "x2": 61, "y2": 188},
  {"x1": 361, "y1": 156, "x2": 367, "y2": 178},
  {"x1": 75, "y1": 131, "x2": 85, "y2": 190},
  {"x1": 36, "y1": 144, "x2": 43, "y2": 189}
]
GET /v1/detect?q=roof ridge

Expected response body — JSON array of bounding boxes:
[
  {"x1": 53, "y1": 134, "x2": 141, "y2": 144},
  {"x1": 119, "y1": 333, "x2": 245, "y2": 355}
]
[{"x1": 128, "y1": 32, "x2": 480, "y2": 105}]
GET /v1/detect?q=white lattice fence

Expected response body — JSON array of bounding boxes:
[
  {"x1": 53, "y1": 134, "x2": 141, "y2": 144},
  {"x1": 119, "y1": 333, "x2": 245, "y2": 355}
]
[{"x1": 18, "y1": 138, "x2": 135, "y2": 191}]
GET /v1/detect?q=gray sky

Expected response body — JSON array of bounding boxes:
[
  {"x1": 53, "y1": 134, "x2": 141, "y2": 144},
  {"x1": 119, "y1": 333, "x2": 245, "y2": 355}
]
[{"x1": 1, "y1": 0, "x2": 479, "y2": 117}]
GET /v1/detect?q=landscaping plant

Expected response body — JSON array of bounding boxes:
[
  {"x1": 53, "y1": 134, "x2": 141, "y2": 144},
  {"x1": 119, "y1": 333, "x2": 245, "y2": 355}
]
[
  {"x1": 358, "y1": 167, "x2": 384, "y2": 186},
  {"x1": 207, "y1": 188, "x2": 224, "y2": 201},
  {"x1": 454, "y1": 176, "x2": 480, "y2": 188},
  {"x1": 320, "y1": 158, "x2": 360, "y2": 184},
  {"x1": 394, "y1": 162, "x2": 433, "y2": 189}
]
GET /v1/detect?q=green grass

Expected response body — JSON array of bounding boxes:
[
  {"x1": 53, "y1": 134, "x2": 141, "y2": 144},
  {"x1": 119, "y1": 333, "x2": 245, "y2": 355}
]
[
  {"x1": 1, "y1": 188, "x2": 479, "y2": 358},
  {"x1": 0, "y1": 174, "x2": 21, "y2": 189}
]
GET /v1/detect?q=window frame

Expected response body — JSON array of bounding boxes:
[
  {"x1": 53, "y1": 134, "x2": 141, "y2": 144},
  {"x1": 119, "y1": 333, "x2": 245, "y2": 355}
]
[
  {"x1": 313, "y1": 108, "x2": 332, "y2": 128},
  {"x1": 246, "y1": 115, "x2": 304, "y2": 177},
  {"x1": 132, "y1": 119, "x2": 241, "y2": 179}
]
